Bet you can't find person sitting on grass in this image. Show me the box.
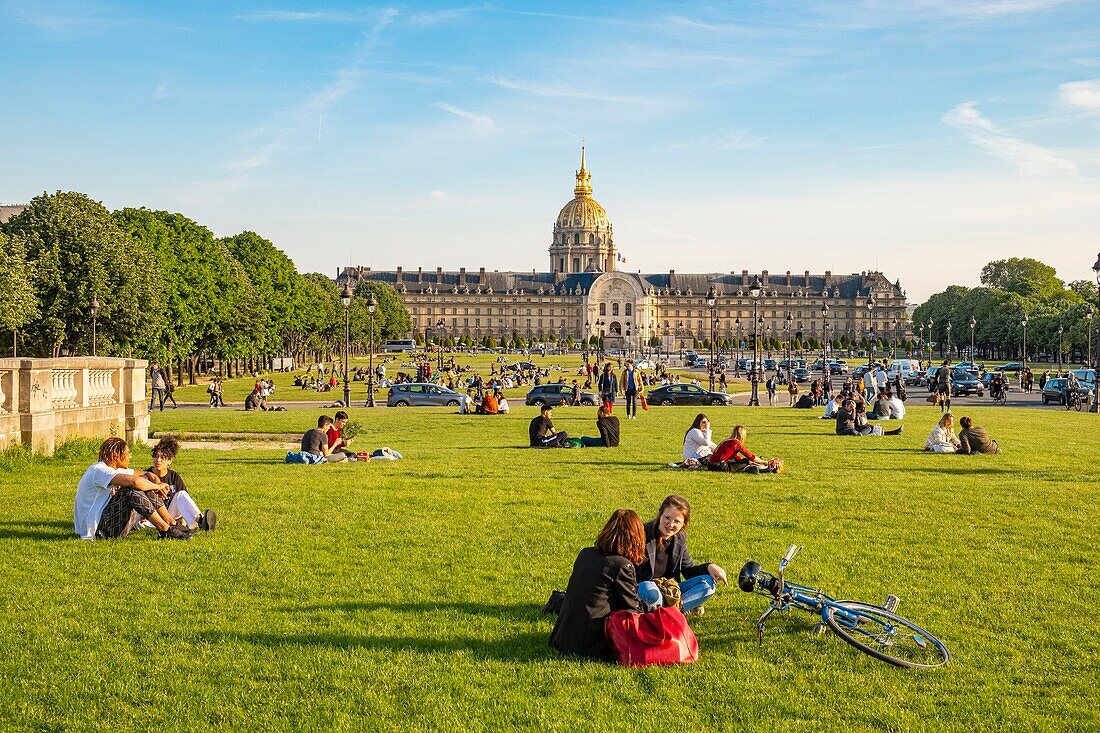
[549,509,645,661]
[326,411,358,460]
[478,391,499,415]
[868,390,893,420]
[74,438,193,541]
[822,392,845,419]
[957,416,1000,455]
[706,425,780,473]
[497,391,510,414]
[637,495,728,616]
[578,405,620,447]
[459,388,477,414]
[836,398,902,437]
[302,415,351,462]
[924,412,961,453]
[682,413,717,462]
[529,404,570,448]
[145,437,216,531]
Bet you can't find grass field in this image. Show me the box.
[1,402,1097,731]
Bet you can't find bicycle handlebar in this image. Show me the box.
[779,544,801,570]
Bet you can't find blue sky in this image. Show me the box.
[2,0,1099,301]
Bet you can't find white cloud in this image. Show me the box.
[435,102,498,136]
[429,190,448,200]
[1059,78,1100,111]
[921,0,1074,17]
[942,101,1077,175]
[488,77,658,106]
[152,82,171,100]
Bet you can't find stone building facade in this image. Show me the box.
[337,151,910,352]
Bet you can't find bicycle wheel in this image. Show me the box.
[824,601,950,669]
[1075,396,1083,412]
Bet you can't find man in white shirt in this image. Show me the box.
[887,391,906,420]
[459,388,477,414]
[74,438,193,540]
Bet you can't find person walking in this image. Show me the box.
[598,362,618,413]
[619,359,639,419]
[935,360,952,413]
[148,362,168,412]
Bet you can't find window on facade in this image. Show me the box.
[612,303,620,316]
[625,304,632,316]
[599,303,606,315]
[572,257,580,272]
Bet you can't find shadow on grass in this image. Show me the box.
[284,600,541,623]
[199,627,552,662]
[0,520,74,541]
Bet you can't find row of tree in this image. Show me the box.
[0,191,411,382]
[912,258,1097,363]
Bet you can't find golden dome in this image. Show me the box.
[555,146,611,230]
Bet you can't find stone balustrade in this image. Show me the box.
[0,358,148,455]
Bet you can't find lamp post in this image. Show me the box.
[749,277,762,406]
[734,317,742,377]
[89,294,100,356]
[821,303,830,390]
[340,284,352,408]
[436,318,445,370]
[946,322,953,362]
[1087,308,1093,368]
[866,294,876,368]
[927,318,934,365]
[1057,325,1064,375]
[1021,313,1028,369]
[678,320,685,364]
[1090,252,1100,412]
[968,316,976,363]
[367,294,377,407]
[784,312,793,384]
[706,287,717,391]
[891,316,898,361]
[919,323,924,366]
[584,319,590,366]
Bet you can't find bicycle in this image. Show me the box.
[991,384,1007,405]
[738,545,951,669]
[1065,389,1082,412]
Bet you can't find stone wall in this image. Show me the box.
[0,358,149,455]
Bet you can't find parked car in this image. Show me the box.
[646,384,734,406]
[980,372,1010,392]
[634,359,654,369]
[1041,377,1094,405]
[387,383,462,407]
[924,365,942,391]
[1071,368,1097,390]
[954,361,980,377]
[763,358,778,371]
[691,357,709,368]
[994,362,1025,373]
[505,361,537,372]
[525,384,597,407]
[829,359,849,374]
[791,368,811,383]
[904,369,925,386]
[949,369,984,397]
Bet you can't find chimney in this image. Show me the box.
[824,270,832,285]
[479,267,486,285]
[804,270,810,287]
[396,266,403,284]
[418,266,423,283]
[459,267,467,285]
[785,270,792,287]
[741,269,749,286]
[436,267,444,284]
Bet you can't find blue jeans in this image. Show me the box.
[638,575,716,612]
[579,436,605,447]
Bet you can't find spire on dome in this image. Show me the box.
[574,144,592,198]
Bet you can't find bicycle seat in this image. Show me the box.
[738,561,762,592]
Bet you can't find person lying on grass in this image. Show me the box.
[636,495,728,616]
[74,438,193,541]
[529,404,570,448]
[577,405,620,447]
[706,425,781,474]
[550,509,645,661]
[145,437,216,531]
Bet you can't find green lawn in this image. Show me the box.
[1,403,1097,731]
[162,353,742,405]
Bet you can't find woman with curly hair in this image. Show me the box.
[145,437,216,531]
[550,509,645,660]
[636,495,728,616]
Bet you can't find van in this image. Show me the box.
[887,359,919,380]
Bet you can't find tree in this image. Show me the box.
[353,280,412,344]
[0,233,39,354]
[980,258,1063,300]
[5,191,164,357]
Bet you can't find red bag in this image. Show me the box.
[605,607,699,667]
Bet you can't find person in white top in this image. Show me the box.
[682,413,717,462]
[497,395,510,413]
[862,369,876,402]
[924,413,961,453]
[887,391,906,420]
[874,365,888,393]
[459,389,477,414]
[73,438,193,540]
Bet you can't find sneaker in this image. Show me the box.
[198,509,217,532]
[686,606,706,617]
[158,524,193,541]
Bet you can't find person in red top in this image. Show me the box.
[706,425,778,474]
[326,410,361,460]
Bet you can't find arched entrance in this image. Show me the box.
[609,321,622,336]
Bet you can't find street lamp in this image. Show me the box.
[1090,252,1100,412]
[706,286,717,391]
[784,312,793,384]
[891,316,898,361]
[435,318,445,370]
[821,303,830,390]
[734,316,742,377]
[584,320,591,365]
[90,295,100,357]
[1057,325,1064,375]
[969,316,976,363]
[678,320,685,364]
[367,294,377,407]
[927,318,934,365]
[749,277,762,406]
[866,293,876,367]
[1087,308,1094,369]
[946,322,953,361]
[1021,313,1028,369]
[340,284,352,408]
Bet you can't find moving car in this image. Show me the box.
[829,359,849,374]
[791,367,811,383]
[387,383,462,407]
[995,362,1025,373]
[904,369,925,386]
[1041,377,1094,406]
[525,384,597,407]
[646,384,734,406]
[949,369,984,397]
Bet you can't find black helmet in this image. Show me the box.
[738,561,761,593]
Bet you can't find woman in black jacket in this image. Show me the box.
[550,509,645,660]
[636,495,728,615]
